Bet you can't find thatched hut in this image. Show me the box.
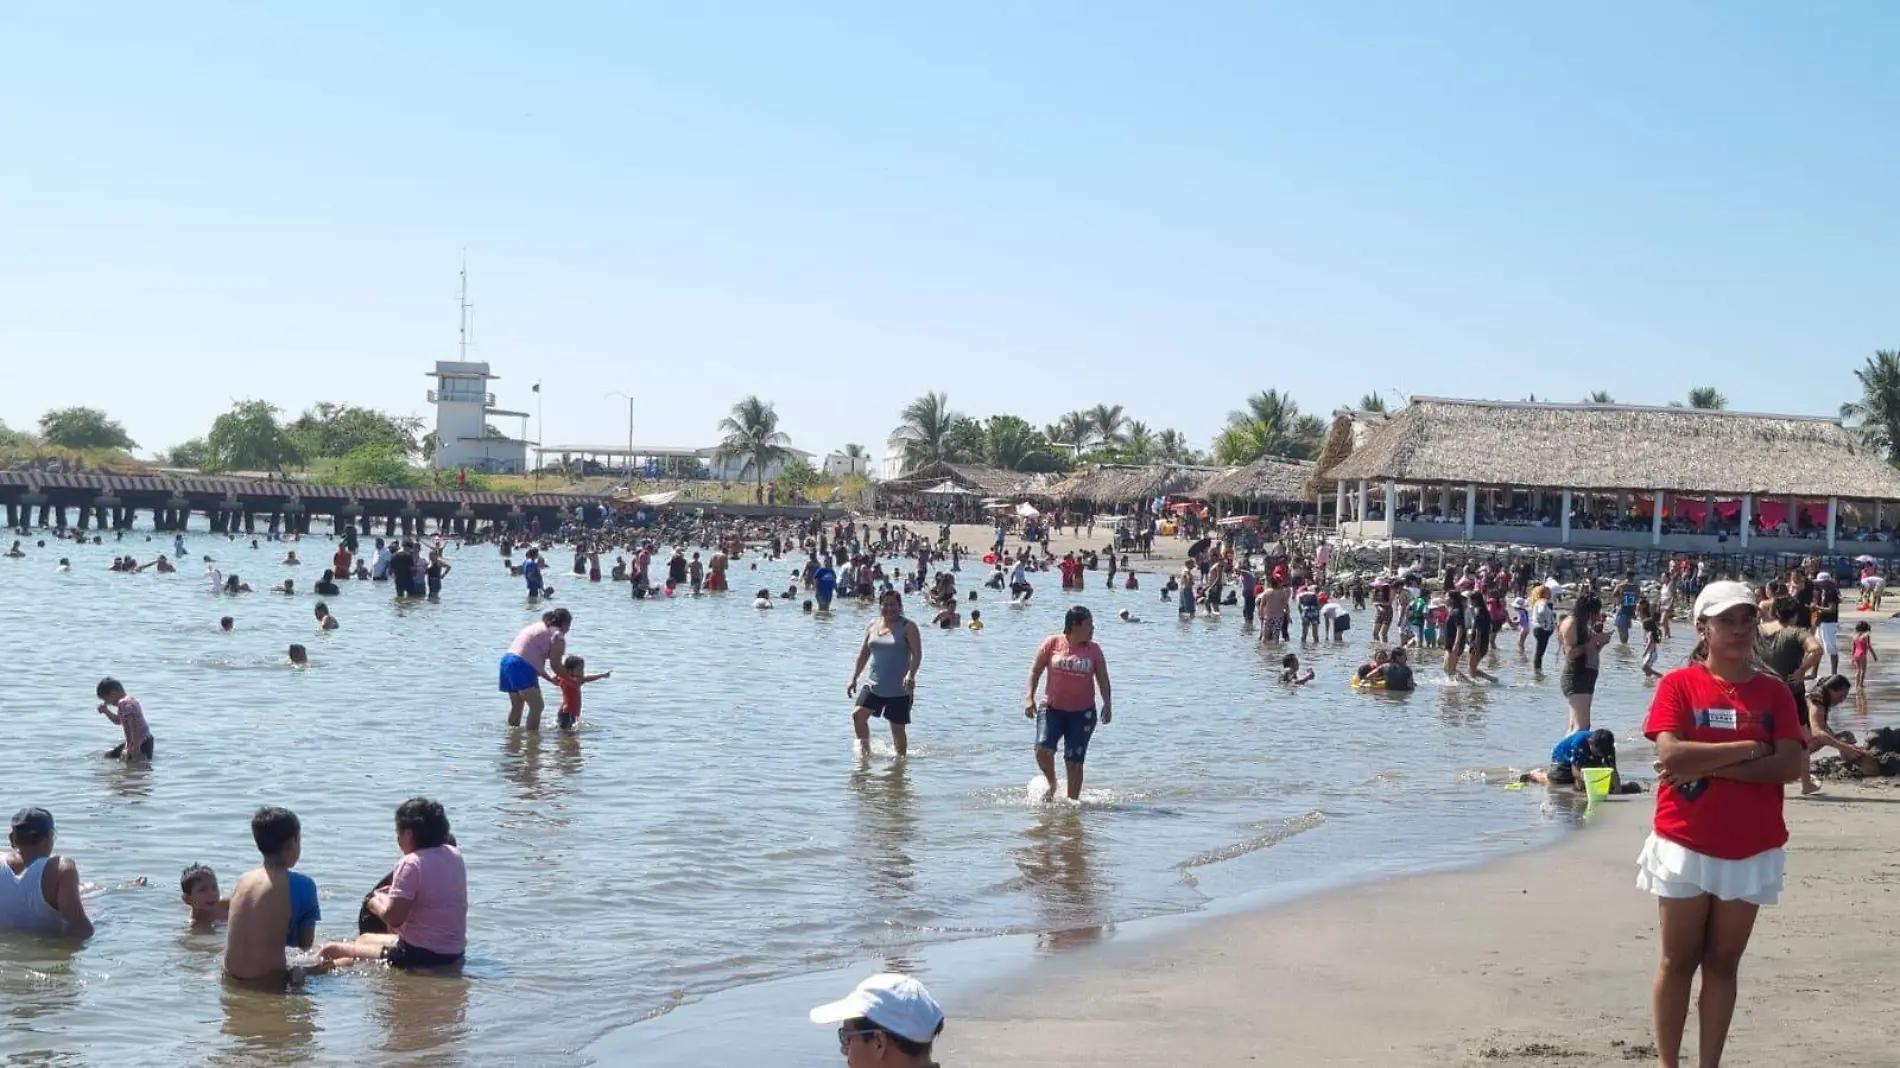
[881,461,1030,498]
[1321,397,1900,554]
[1200,456,1317,506]
[1052,464,1224,510]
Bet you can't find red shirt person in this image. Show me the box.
[1638,580,1806,1068]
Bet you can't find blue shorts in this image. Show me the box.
[498,653,539,693]
[1614,607,1634,629]
[1036,706,1098,764]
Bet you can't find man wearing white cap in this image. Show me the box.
[811,972,945,1067]
[1811,571,1842,677]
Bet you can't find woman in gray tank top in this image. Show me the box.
[847,590,924,757]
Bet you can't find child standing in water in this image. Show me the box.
[555,655,613,731]
[96,677,153,761]
[1852,621,1878,688]
[1638,599,1663,678]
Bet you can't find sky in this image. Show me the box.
[2,2,1896,467]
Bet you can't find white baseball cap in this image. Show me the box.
[1693,580,1757,621]
[810,972,945,1044]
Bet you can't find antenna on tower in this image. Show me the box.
[457,253,473,360]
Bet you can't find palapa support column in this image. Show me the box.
[1741,495,1752,548]
[1827,497,1839,550]
[1652,491,1665,547]
[1384,481,1398,538]
[1334,482,1345,531]
[1560,488,1572,545]
[1464,484,1477,540]
[1356,479,1368,529]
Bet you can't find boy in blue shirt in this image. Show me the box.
[1521,728,1620,792]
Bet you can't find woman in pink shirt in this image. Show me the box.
[321,797,467,970]
[499,609,572,731]
[1024,606,1113,801]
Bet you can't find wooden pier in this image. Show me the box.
[0,471,607,536]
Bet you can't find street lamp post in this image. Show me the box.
[607,391,635,482]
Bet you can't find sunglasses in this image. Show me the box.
[837,1026,882,1052]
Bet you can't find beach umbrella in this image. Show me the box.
[1015,502,1040,517]
[921,481,973,496]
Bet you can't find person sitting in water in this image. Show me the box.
[281,551,300,566]
[352,560,370,581]
[56,557,70,572]
[1354,650,1391,685]
[180,863,230,925]
[314,602,338,630]
[754,589,774,609]
[1117,608,1143,623]
[3,541,23,558]
[313,569,341,597]
[274,579,295,595]
[1280,653,1314,686]
[554,654,612,731]
[967,609,983,632]
[931,605,961,629]
[319,798,467,972]
[221,574,253,594]
[287,644,308,666]
[1520,728,1622,792]
[1379,647,1416,691]
[219,616,235,632]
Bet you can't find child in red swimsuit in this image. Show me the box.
[555,655,613,731]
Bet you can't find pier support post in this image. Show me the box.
[1827,497,1839,550]
[76,507,89,531]
[4,504,15,528]
[268,513,280,534]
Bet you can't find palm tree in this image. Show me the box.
[1156,428,1194,464]
[981,415,1057,472]
[841,443,868,460]
[1357,393,1386,412]
[1124,421,1156,462]
[1216,389,1325,463]
[1585,391,1615,404]
[1686,386,1728,410]
[889,392,960,472]
[1088,403,1131,448]
[1842,351,1900,462]
[715,395,794,495]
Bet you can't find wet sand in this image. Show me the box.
[943,788,1900,1067]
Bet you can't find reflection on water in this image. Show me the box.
[11,530,1900,1063]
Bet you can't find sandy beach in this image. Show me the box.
[942,784,1900,1067]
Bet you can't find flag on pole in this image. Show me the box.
[532,382,541,393]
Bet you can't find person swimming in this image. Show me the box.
[287,644,308,666]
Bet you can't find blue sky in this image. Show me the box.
[2,2,1894,463]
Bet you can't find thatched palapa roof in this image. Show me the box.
[1052,464,1225,504]
[1200,456,1317,502]
[881,461,1058,499]
[1324,398,1900,500]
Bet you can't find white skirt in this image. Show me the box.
[1635,833,1784,906]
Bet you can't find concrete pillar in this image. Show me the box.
[54,506,67,529]
[1827,497,1839,550]
[1356,479,1368,527]
[1383,481,1398,538]
[1439,484,1452,517]
[1560,488,1572,544]
[268,512,280,534]
[1788,496,1798,536]
[1334,482,1345,530]
[384,515,397,537]
[1741,494,1752,548]
[75,507,89,531]
[3,504,15,527]
[1464,484,1477,540]
[1652,491,1665,547]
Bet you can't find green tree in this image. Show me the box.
[0,420,35,448]
[162,438,211,469]
[841,443,868,460]
[1686,386,1728,410]
[1357,393,1386,412]
[1045,410,1095,451]
[1155,428,1195,464]
[38,407,136,450]
[1584,391,1615,404]
[944,416,987,462]
[778,458,824,489]
[1842,351,1900,462]
[1122,421,1156,462]
[979,415,1062,472]
[333,443,423,487]
[1214,390,1325,464]
[204,400,302,475]
[1087,403,1130,448]
[715,395,794,495]
[889,391,962,472]
[287,403,423,459]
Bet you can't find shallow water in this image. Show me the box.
[4,531,1890,1065]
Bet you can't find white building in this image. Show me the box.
[428,361,531,473]
[823,451,868,478]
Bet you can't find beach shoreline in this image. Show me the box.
[939,781,1900,1068]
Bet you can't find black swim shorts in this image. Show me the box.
[856,691,914,725]
[383,940,464,970]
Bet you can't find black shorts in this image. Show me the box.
[1547,762,1577,785]
[557,710,579,731]
[856,691,913,725]
[383,940,464,970]
[1470,628,1492,657]
[107,737,154,760]
[1560,665,1599,696]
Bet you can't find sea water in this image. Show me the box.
[5,531,1873,1065]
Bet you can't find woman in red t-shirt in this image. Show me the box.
[1639,580,1806,1068]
